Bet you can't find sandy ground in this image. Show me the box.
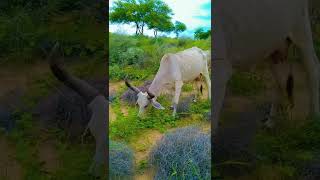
[0,136,23,180]
[37,132,60,175]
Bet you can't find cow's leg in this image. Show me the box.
[291,15,320,115]
[193,77,203,102]
[265,61,287,128]
[212,18,232,133]
[212,60,232,132]
[203,64,211,99]
[172,80,183,116]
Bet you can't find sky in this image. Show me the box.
[108,0,211,38]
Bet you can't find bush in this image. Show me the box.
[109,140,134,179]
[150,126,211,180]
[109,65,126,80]
[119,47,146,67]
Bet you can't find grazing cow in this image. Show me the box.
[48,43,107,177]
[212,0,320,132]
[125,47,211,117]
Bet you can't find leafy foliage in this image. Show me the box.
[110,0,175,36]
[109,32,211,80]
[174,21,187,38]
[150,126,211,180]
[194,28,211,40]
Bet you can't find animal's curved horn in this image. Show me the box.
[147,90,155,99]
[48,42,99,104]
[125,79,141,93]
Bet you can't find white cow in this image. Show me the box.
[125,47,211,116]
[48,43,107,177]
[213,0,320,132]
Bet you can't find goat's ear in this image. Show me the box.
[151,99,165,110]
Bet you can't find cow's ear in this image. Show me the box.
[151,99,165,110]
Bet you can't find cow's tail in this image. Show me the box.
[48,42,99,104]
[286,72,294,108]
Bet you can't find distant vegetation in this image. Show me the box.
[194,28,211,40]
[109,32,211,81]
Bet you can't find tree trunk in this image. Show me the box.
[154,30,157,38]
[135,23,140,35]
[141,22,145,35]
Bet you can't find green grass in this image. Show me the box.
[109,95,178,142]
[109,80,211,143]
[248,116,320,178]
[54,142,96,179]
[7,112,46,179]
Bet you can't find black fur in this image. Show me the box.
[48,42,99,104]
[286,73,294,106]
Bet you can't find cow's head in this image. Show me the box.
[125,80,164,116]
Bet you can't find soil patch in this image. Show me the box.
[0,136,23,180]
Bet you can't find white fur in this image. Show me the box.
[137,47,211,116]
[212,0,320,132]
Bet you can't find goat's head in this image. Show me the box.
[125,80,164,117]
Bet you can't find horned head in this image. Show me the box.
[125,80,164,117]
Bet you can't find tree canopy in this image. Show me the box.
[174,21,186,38]
[110,0,185,37]
[194,28,211,40]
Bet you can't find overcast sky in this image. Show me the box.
[108,0,211,38]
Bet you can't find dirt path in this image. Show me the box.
[0,136,23,180]
[0,61,60,179]
[37,137,60,176]
[131,130,163,180]
[0,62,49,100]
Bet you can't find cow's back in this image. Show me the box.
[171,47,206,81]
[213,0,307,67]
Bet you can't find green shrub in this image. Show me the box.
[119,47,146,67]
[254,117,320,177]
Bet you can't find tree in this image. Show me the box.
[110,0,174,36]
[194,28,211,40]
[152,20,174,37]
[109,0,141,35]
[146,0,174,37]
[174,21,186,38]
